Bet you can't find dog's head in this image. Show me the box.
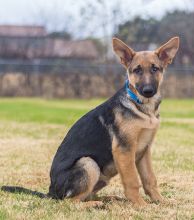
[113,37,179,98]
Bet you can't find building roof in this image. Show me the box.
[0,25,99,59]
[50,39,99,59]
[0,37,99,59]
[0,25,47,37]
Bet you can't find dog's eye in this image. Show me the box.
[133,66,142,75]
[151,65,159,73]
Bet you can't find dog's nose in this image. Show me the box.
[142,85,154,98]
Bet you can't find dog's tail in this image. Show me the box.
[1,186,49,199]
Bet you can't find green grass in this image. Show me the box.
[0,98,194,219]
[0,98,194,124]
[0,98,102,125]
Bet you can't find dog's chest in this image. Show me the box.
[136,129,155,154]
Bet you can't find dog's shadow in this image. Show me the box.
[82,194,128,209]
[76,195,128,210]
[1,185,128,209]
[95,195,127,203]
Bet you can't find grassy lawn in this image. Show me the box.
[0,98,194,220]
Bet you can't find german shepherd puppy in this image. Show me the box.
[48,37,179,206]
[2,37,179,207]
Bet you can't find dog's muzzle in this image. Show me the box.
[140,84,157,98]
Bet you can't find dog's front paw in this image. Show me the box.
[132,196,147,208]
[150,192,164,204]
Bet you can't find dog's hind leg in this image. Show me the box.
[49,157,100,201]
[71,157,101,201]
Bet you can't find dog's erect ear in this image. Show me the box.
[156,37,179,66]
[112,38,135,68]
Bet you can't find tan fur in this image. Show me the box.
[137,145,163,202]
[112,137,147,206]
[115,103,160,130]
[156,37,180,66]
[111,37,179,207]
[110,109,162,206]
[72,157,100,201]
[113,37,179,103]
[112,108,160,203]
[72,37,179,206]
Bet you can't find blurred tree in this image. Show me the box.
[49,31,72,40]
[115,10,194,65]
[116,16,159,44]
[158,10,194,65]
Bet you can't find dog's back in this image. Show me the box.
[49,88,125,199]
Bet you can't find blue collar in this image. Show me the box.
[125,79,142,104]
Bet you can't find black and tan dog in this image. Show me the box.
[48,37,179,206]
[2,37,179,207]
